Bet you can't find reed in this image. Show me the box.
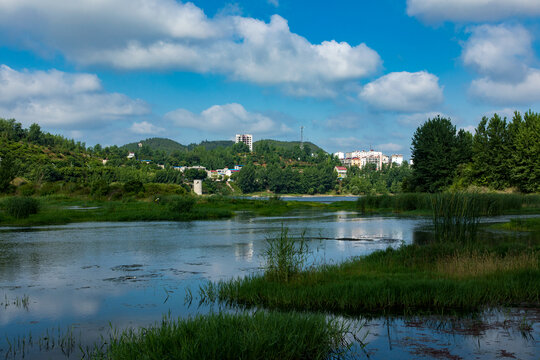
[264,227,310,282]
[90,312,352,360]
[215,239,540,315]
[430,192,481,242]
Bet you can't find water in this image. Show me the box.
[0,211,537,359]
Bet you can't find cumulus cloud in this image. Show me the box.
[130,121,165,135]
[377,143,403,152]
[462,24,532,82]
[0,1,381,96]
[407,0,540,23]
[164,103,292,136]
[397,112,450,127]
[0,65,149,127]
[470,69,540,104]
[360,71,443,113]
[462,24,540,105]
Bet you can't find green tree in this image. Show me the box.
[410,116,468,192]
[511,111,540,192]
[0,154,17,192]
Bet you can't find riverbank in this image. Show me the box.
[214,222,540,315]
[1,193,539,227]
[0,195,332,226]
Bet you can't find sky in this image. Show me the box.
[1,0,540,158]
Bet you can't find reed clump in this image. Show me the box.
[90,312,351,360]
[430,192,481,242]
[2,196,40,219]
[436,251,539,279]
[264,227,309,282]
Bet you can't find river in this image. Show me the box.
[0,209,538,359]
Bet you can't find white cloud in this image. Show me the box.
[130,121,165,135]
[470,69,540,105]
[0,65,149,127]
[360,71,443,113]
[462,24,532,82]
[164,103,292,136]
[0,2,381,96]
[462,25,540,105]
[397,112,450,126]
[407,0,540,23]
[377,143,403,152]
[267,0,279,7]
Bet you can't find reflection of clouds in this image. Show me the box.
[234,242,254,262]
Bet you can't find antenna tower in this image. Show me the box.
[300,126,304,149]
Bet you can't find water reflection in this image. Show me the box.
[0,211,538,359]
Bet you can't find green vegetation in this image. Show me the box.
[409,116,472,192]
[214,229,540,315]
[2,196,40,219]
[90,312,351,360]
[264,227,309,282]
[492,217,540,232]
[340,162,412,195]
[410,111,540,193]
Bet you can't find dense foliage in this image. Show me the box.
[410,111,539,193]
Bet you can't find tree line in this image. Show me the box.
[409,111,539,193]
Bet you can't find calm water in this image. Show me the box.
[0,210,538,359]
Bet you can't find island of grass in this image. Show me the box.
[89,312,351,360]
[213,195,540,315]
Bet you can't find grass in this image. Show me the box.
[89,312,352,360]
[356,193,540,216]
[491,217,540,232]
[0,195,328,226]
[213,229,540,315]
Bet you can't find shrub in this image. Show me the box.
[4,196,40,219]
[123,180,144,194]
[163,195,196,213]
[18,182,35,196]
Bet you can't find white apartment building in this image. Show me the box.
[235,134,253,152]
[334,152,345,160]
[342,150,384,170]
[391,154,404,165]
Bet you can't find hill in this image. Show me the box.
[123,138,187,153]
[187,140,235,151]
[254,139,326,153]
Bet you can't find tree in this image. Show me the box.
[0,154,17,192]
[410,116,469,192]
[511,111,540,192]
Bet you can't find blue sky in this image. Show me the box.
[1,0,540,158]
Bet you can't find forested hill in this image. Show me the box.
[123,138,327,154]
[255,140,325,153]
[122,138,187,153]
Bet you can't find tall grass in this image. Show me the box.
[264,227,309,282]
[2,196,40,219]
[430,192,481,242]
[356,192,539,215]
[90,312,352,360]
[215,238,540,315]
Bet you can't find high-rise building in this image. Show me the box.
[235,134,253,152]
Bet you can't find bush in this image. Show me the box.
[163,195,196,213]
[4,196,40,219]
[18,182,35,196]
[123,180,144,194]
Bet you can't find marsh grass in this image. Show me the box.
[215,238,540,315]
[2,196,40,219]
[430,192,481,242]
[435,251,539,279]
[89,312,352,360]
[264,227,310,282]
[356,193,540,216]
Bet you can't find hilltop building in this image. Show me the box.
[235,134,253,152]
[391,154,404,165]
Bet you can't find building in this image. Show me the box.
[235,134,253,152]
[334,166,347,179]
[127,152,135,159]
[334,152,345,160]
[390,154,403,165]
[341,150,384,170]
